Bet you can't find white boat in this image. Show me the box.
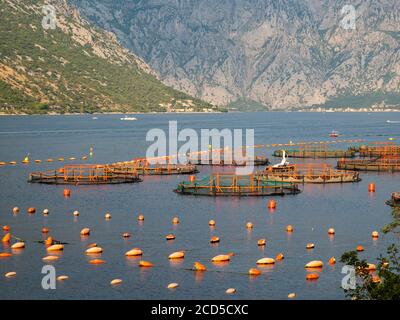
[120,116,137,121]
[92,117,98,120]
[386,120,400,123]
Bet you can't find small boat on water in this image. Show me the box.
[386,192,400,207]
[120,116,137,121]
[330,130,339,138]
[386,120,400,124]
[92,117,98,120]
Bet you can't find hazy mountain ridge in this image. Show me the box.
[0,0,213,114]
[73,0,400,109]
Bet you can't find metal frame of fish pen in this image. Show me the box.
[337,156,400,172]
[386,192,400,207]
[273,144,355,158]
[28,164,142,184]
[174,174,301,196]
[358,142,400,157]
[259,163,360,183]
[187,153,269,166]
[110,159,199,175]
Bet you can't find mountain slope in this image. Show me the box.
[0,0,214,114]
[74,0,400,109]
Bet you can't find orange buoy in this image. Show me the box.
[193,262,207,271]
[43,209,49,215]
[208,219,216,227]
[2,233,11,243]
[42,227,49,234]
[5,272,17,278]
[212,254,230,262]
[226,288,236,294]
[122,233,131,238]
[166,234,175,240]
[111,279,122,285]
[248,268,261,276]
[73,210,80,216]
[57,275,69,281]
[85,247,103,254]
[210,236,220,244]
[12,207,20,214]
[246,222,253,229]
[329,257,336,265]
[172,217,180,224]
[286,225,294,232]
[189,175,196,182]
[139,260,153,267]
[328,228,335,235]
[125,248,143,256]
[306,243,315,249]
[89,259,105,265]
[268,200,276,209]
[137,214,144,221]
[371,231,379,238]
[368,263,376,271]
[105,213,111,220]
[368,183,375,192]
[80,228,90,236]
[3,225,10,232]
[63,189,71,197]
[168,251,185,259]
[167,282,179,289]
[44,236,53,246]
[306,273,320,280]
[42,255,59,261]
[256,257,275,265]
[47,244,64,252]
[356,245,364,252]
[0,253,12,258]
[257,239,266,246]
[11,242,25,249]
[305,261,323,269]
[288,293,296,299]
[27,207,36,214]
[276,253,284,260]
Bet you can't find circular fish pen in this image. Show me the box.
[273,145,355,158]
[358,142,400,158]
[337,156,400,172]
[386,192,400,207]
[174,174,301,196]
[110,159,198,175]
[28,164,142,185]
[259,164,360,184]
[187,155,269,166]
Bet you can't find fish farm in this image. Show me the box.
[174,174,301,196]
[28,164,142,184]
[273,144,355,158]
[337,155,400,172]
[258,164,360,184]
[187,154,269,166]
[110,159,199,175]
[358,142,400,157]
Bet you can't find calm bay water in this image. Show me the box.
[0,112,399,300]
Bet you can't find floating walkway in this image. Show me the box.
[28,164,142,185]
[259,164,360,184]
[174,174,301,196]
[110,159,198,175]
[358,142,400,157]
[337,156,400,172]
[386,192,400,207]
[273,144,355,159]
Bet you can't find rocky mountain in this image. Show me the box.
[73,0,400,110]
[0,0,214,114]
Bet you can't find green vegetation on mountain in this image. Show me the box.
[0,0,215,114]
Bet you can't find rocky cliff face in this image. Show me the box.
[73,0,400,109]
[0,0,212,114]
